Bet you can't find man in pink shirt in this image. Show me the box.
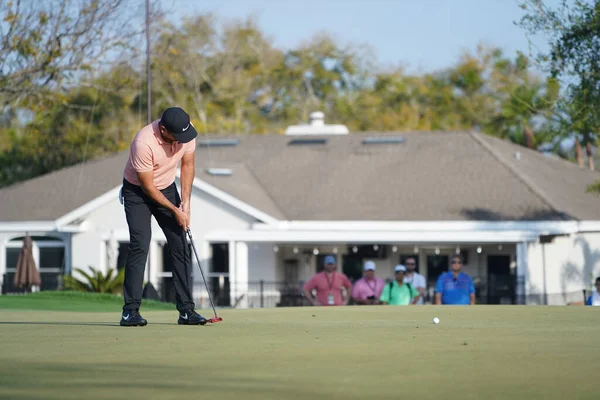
[119,107,206,327]
[351,260,385,305]
[303,256,352,306]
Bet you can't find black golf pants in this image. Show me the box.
[121,178,195,313]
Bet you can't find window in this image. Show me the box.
[3,235,65,293]
[39,247,65,271]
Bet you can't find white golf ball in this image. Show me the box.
[433,317,440,324]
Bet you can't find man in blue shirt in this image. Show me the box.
[585,277,600,306]
[435,254,475,305]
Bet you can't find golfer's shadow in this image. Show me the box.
[0,321,211,327]
[0,321,120,327]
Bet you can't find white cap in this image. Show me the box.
[364,260,376,271]
[394,264,407,273]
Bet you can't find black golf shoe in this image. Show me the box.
[120,309,147,327]
[178,309,207,325]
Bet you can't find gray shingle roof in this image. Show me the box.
[1,131,599,222]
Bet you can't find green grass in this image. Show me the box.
[0,305,598,400]
[0,291,174,312]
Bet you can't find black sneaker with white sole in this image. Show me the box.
[178,309,207,325]
[120,309,147,327]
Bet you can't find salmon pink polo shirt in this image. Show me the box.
[123,120,196,190]
[303,271,352,306]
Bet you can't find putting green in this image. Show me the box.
[0,306,598,400]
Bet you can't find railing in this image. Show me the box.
[188,280,597,308]
[192,280,310,309]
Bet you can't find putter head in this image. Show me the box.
[207,317,222,323]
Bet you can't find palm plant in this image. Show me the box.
[62,267,125,294]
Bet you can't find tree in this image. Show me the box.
[0,0,149,108]
[517,0,600,167]
[517,0,600,193]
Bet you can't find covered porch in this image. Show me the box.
[198,221,546,308]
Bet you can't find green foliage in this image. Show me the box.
[586,179,600,194]
[62,267,125,295]
[517,0,600,167]
[0,7,588,188]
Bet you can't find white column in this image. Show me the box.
[235,241,249,309]
[99,239,107,274]
[198,239,211,278]
[148,241,159,288]
[516,242,528,305]
[0,241,5,294]
[228,241,236,308]
[62,232,72,276]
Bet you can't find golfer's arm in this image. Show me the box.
[137,171,179,214]
[470,293,476,305]
[435,292,442,305]
[180,152,194,205]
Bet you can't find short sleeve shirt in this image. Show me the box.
[123,120,195,190]
[403,272,426,304]
[303,272,352,306]
[379,281,419,305]
[352,277,385,301]
[435,272,475,305]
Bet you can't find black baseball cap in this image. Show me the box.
[159,107,198,143]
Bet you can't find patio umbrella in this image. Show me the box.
[13,234,41,291]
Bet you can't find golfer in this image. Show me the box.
[119,107,207,326]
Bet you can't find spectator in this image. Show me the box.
[403,257,426,304]
[585,277,600,306]
[351,260,385,305]
[303,255,352,306]
[379,265,420,305]
[434,254,475,305]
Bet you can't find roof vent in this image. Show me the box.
[198,139,240,147]
[206,168,233,176]
[288,138,328,146]
[362,136,406,145]
[284,111,349,136]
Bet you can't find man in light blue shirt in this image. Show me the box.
[434,254,475,305]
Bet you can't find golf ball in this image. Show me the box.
[433,317,440,324]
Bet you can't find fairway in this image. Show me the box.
[0,306,598,400]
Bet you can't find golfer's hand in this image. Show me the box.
[180,201,191,219]
[174,208,190,230]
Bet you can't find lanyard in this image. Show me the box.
[365,278,377,295]
[325,272,336,291]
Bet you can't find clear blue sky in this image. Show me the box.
[163,0,560,74]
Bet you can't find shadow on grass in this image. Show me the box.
[0,360,321,400]
[0,321,119,327]
[0,321,210,327]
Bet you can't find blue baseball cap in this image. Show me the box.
[324,255,336,265]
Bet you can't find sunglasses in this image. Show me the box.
[451,260,462,265]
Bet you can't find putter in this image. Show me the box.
[186,228,223,324]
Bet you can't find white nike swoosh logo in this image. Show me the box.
[181,313,188,320]
[182,124,190,131]
[122,314,130,320]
